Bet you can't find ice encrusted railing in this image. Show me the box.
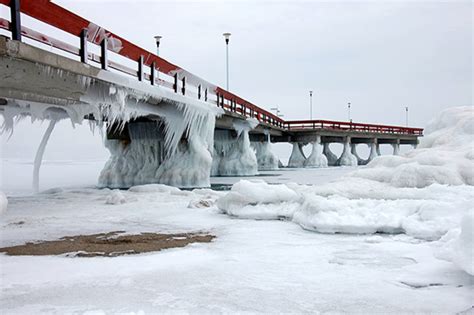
[0,0,286,130]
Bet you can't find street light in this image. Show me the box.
[348,102,351,122]
[405,106,409,126]
[223,32,231,91]
[309,90,313,120]
[154,35,162,56]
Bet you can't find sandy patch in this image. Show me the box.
[0,231,215,257]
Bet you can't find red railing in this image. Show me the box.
[0,0,422,136]
[285,120,423,135]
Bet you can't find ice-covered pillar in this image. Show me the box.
[336,137,358,166]
[217,120,259,176]
[288,142,306,168]
[304,136,328,168]
[376,142,382,156]
[350,143,366,165]
[323,142,338,166]
[252,135,279,171]
[392,139,400,155]
[367,140,379,163]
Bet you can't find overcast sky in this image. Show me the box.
[0,0,472,160]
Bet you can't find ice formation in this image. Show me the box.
[392,142,400,155]
[0,192,7,214]
[303,136,328,168]
[288,143,306,167]
[435,212,474,275]
[213,119,259,176]
[367,142,379,162]
[350,143,366,165]
[218,106,474,275]
[1,68,222,189]
[252,135,279,171]
[323,143,338,166]
[105,190,127,205]
[336,138,358,166]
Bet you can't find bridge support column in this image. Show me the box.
[213,128,258,176]
[323,143,338,166]
[336,137,358,166]
[99,121,213,188]
[304,136,328,168]
[288,142,306,168]
[367,139,379,163]
[376,142,382,156]
[392,139,400,155]
[350,143,366,165]
[252,134,279,171]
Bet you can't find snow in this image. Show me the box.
[435,212,474,275]
[287,142,306,167]
[0,191,7,214]
[304,136,328,168]
[105,190,127,205]
[1,180,472,313]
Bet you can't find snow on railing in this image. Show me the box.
[0,0,422,136]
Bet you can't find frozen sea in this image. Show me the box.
[0,158,472,314]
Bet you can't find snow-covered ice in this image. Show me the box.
[0,191,7,214]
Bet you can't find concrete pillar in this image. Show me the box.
[304,136,328,168]
[376,142,381,156]
[367,139,379,163]
[252,135,279,171]
[336,137,358,166]
[217,129,258,176]
[350,143,366,165]
[288,142,306,168]
[392,139,400,155]
[323,142,338,166]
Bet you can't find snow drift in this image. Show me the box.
[218,107,474,273]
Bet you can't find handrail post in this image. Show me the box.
[181,77,186,95]
[101,38,108,70]
[80,29,88,64]
[10,0,21,41]
[173,73,178,93]
[150,62,156,85]
[204,88,208,101]
[138,55,144,81]
[198,85,201,99]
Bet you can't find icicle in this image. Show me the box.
[33,120,57,192]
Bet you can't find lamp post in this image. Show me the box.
[309,90,313,120]
[223,32,231,91]
[348,102,351,122]
[154,35,162,56]
[405,106,409,126]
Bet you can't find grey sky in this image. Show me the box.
[0,0,472,160]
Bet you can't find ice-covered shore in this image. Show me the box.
[218,106,474,275]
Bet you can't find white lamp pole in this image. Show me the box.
[154,35,162,56]
[309,90,313,120]
[348,102,351,122]
[223,33,231,91]
[405,106,409,126]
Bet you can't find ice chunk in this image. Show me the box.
[105,190,126,205]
